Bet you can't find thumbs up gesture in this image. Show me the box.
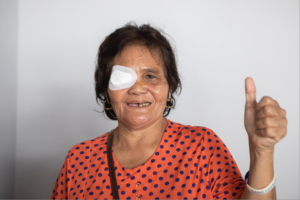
[244,77,287,153]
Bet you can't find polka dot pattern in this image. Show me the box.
[51,119,245,199]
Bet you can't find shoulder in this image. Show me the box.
[66,130,112,159]
[167,119,219,141]
[166,119,228,153]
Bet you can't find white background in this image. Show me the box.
[0,0,299,199]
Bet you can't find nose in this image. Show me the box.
[127,78,148,95]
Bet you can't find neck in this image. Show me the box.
[113,118,168,151]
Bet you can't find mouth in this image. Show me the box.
[127,102,152,108]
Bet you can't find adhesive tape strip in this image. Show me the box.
[109,65,137,90]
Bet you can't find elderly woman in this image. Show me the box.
[51,24,287,200]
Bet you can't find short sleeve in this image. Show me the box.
[50,153,70,199]
[206,130,246,199]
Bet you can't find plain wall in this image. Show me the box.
[10,0,300,199]
[0,0,18,198]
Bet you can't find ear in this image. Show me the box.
[104,90,110,104]
[167,90,172,101]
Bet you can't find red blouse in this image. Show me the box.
[51,119,246,199]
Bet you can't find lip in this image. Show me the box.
[126,100,152,108]
[126,100,152,104]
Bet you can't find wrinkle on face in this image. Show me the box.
[112,45,167,88]
[107,44,170,127]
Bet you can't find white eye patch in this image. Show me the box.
[109,65,137,90]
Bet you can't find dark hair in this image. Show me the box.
[94,23,182,120]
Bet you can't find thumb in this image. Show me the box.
[245,77,257,110]
[244,77,257,134]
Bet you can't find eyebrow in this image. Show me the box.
[142,67,159,73]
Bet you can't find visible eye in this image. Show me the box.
[146,75,156,79]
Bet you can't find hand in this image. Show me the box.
[244,77,287,154]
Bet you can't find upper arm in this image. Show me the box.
[204,129,246,199]
[50,153,70,199]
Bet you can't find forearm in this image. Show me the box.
[241,79,286,199]
[240,145,276,199]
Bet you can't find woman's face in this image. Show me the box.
[107,44,170,128]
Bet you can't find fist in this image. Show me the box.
[244,77,288,153]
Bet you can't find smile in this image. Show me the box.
[127,102,151,108]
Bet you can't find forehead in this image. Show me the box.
[113,44,164,72]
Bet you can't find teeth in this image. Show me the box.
[139,103,150,107]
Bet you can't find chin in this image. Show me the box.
[123,114,154,127]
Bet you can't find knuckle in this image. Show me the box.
[265,127,273,136]
[262,96,278,105]
[282,109,287,116]
[279,128,287,139]
[274,137,281,143]
[263,96,271,102]
[261,96,267,103]
[263,118,271,126]
[264,106,273,115]
[284,118,288,126]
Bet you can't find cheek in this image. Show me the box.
[151,84,169,102]
[108,90,126,105]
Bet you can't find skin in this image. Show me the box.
[106,45,288,199]
[238,77,287,199]
[106,44,171,169]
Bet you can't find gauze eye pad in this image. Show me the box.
[109,65,137,90]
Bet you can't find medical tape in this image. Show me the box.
[109,65,137,90]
